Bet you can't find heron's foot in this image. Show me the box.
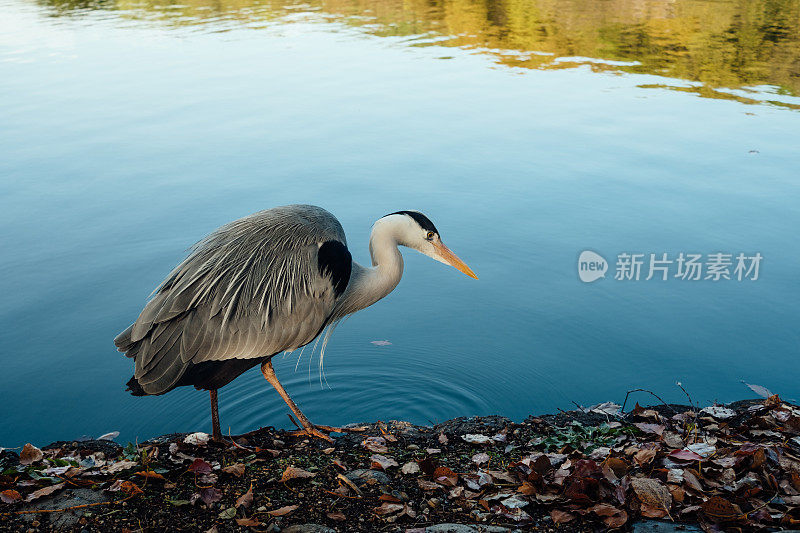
[288,425,335,443]
[288,424,367,442]
[315,424,367,434]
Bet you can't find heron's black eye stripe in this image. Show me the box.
[383,210,439,235]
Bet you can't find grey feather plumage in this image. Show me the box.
[115,205,350,395]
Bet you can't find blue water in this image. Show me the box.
[1,0,799,447]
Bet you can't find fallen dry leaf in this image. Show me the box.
[634,448,658,466]
[631,477,672,515]
[235,517,260,527]
[1,490,22,504]
[433,466,458,487]
[267,504,298,517]
[187,458,212,474]
[551,509,576,524]
[362,436,388,454]
[668,449,703,463]
[701,495,742,521]
[280,466,316,482]
[235,484,253,509]
[222,463,245,477]
[401,461,420,474]
[106,460,138,473]
[19,443,43,465]
[183,432,210,446]
[370,454,398,470]
[472,452,490,466]
[199,487,222,506]
[590,503,628,528]
[25,482,65,502]
[373,502,403,515]
[136,470,165,480]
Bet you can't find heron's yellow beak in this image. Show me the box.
[433,242,478,279]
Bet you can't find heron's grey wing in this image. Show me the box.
[115,205,351,395]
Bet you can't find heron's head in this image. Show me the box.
[378,211,478,279]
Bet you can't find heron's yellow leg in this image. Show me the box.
[261,359,334,442]
[210,389,222,443]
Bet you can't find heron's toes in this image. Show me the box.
[289,426,335,443]
[315,424,367,434]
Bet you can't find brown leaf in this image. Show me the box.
[1,490,22,504]
[235,517,260,527]
[326,512,346,521]
[373,502,403,515]
[683,469,704,492]
[199,486,222,505]
[362,437,388,454]
[418,479,440,491]
[370,454,398,470]
[236,484,253,509]
[701,495,742,521]
[517,482,536,496]
[635,423,666,436]
[631,477,672,513]
[187,458,212,474]
[26,482,65,502]
[590,503,628,528]
[222,463,246,477]
[606,457,629,477]
[113,480,143,495]
[280,466,316,482]
[19,443,43,465]
[640,503,668,518]
[136,470,165,480]
[433,466,458,487]
[267,504,298,517]
[634,448,658,466]
[751,448,766,469]
[668,449,703,463]
[551,509,576,524]
[764,394,782,408]
[487,470,516,483]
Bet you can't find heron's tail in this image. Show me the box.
[114,324,135,353]
[126,375,147,396]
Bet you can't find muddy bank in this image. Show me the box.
[1,396,799,532]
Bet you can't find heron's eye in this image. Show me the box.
[426,231,435,241]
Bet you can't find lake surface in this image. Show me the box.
[1,0,799,447]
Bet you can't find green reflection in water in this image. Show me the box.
[39,0,800,107]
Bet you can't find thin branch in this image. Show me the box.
[621,389,676,414]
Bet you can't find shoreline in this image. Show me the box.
[1,396,798,532]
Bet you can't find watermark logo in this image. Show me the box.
[578,250,608,283]
[578,251,763,282]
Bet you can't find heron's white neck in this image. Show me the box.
[333,215,409,318]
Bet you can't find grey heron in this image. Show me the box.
[114,205,477,442]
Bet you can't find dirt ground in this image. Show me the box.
[2,395,799,532]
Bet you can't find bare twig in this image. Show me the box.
[621,389,676,414]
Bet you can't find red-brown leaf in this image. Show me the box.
[19,443,43,465]
[1,490,22,504]
[267,504,298,517]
